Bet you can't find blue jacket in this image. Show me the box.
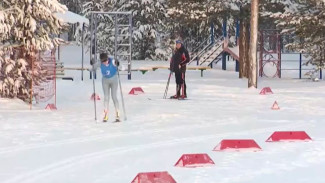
[93,57,117,78]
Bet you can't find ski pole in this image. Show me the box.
[117,67,127,121]
[91,68,97,122]
[163,71,172,99]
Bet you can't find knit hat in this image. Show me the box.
[100,53,108,62]
[175,40,182,44]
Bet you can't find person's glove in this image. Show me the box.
[115,60,120,67]
[90,59,94,65]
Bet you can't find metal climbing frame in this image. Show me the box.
[90,11,133,80]
[259,29,281,78]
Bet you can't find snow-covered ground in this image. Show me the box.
[1,45,325,183]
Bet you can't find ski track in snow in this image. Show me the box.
[0,120,233,154]
[3,121,308,183]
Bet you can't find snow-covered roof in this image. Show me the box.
[55,11,89,25]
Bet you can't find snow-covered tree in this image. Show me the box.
[268,0,325,72]
[0,0,67,102]
[82,0,169,60]
[128,0,168,60]
[167,0,252,54]
[167,0,227,44]
[82,0,130,57]
[82,0,124,57]
[0,9,10,43]
[59,0,83,14]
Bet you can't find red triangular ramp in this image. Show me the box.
[259,87,273,95]
[266,131,312,142]
[45,104,57,110]
[271,101,280,110]
[213,139,262,152]
[174,153,215,168]
[129,87,145,95]
[131,171,176,183]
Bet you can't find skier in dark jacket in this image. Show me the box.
[170,40,190,99]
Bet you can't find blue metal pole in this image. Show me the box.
[299,53,302,79]
[222,18,227,70]
[235,19,240,45]
[235,61,239,72]
[235,19,240,72]
[320,68,323,79]
[223,18,227,38]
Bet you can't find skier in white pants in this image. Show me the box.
[92,53,120,122]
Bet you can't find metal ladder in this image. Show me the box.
[113,12,133,80]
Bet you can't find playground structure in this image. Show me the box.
[187,20,323,80]
[89,11,133,80]
[259,29,281,78]
[188,19,240,70]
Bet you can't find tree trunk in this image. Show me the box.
[248,0,259,88]
[239,21,250,78]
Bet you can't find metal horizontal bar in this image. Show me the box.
[118,34,130,37]
[281,60,308,61]
[117,24,131,27]
[118,44,131,46]
[117,54,131,56]
[91,11,132,15]
[281,69,313,70]
[281,52,304,55]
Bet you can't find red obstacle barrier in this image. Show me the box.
[266,131,312,142]
[260,87,273,95]
[129,87,145,95]
[213,139,262,152]
[45,104,57,110]
[175,153,215,168]
[131,171,176,183]
[90,93,100,100]
[271,101,280,110]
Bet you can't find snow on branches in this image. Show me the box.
[270,0,325,70]
[0,0,67,102]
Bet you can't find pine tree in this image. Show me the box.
[128,0,168,60]
[82,0,169,60]
[82,0,125,56]
[59,0,83,14]
[270,0,325,73]
[167,0,250,54]
[0,0,67,102]
[167,0,227,43]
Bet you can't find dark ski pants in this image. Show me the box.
[174,70,186,97]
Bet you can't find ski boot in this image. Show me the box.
[103,111,108,122]
[170,95,179,99]
[115,111,121,122]
[178,95,186,100]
